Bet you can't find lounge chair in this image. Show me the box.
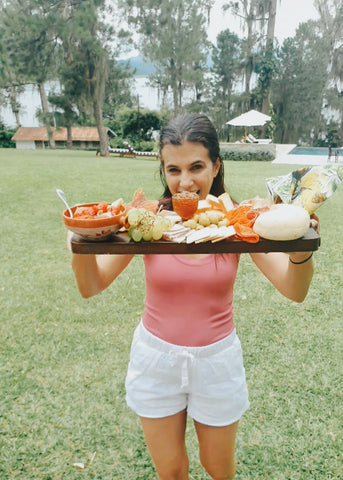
[247,134,272,144]
[109,141,159,158]
[246,135,257,144]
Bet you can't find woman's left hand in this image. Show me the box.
[310,213,320,234]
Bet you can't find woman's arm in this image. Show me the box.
[250,251,314,303]
[72,253,134,298]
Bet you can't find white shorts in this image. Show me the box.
[125,321,249,427]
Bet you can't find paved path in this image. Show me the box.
[272,144,341,166]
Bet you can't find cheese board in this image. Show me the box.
[70,228,320,255]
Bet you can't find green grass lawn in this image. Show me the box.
[0,148,342,480]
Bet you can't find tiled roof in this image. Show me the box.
[12,127,115,141]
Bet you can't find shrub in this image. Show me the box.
[220,143,275,161]
[0,128,16,148]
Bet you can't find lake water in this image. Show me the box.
[0,77,194,128]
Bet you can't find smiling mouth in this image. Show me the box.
[178,190,200,195]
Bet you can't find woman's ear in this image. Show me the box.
[214,158,221,177]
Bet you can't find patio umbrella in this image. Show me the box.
[227,109,271,137]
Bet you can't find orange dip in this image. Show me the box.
[172,192,199,220]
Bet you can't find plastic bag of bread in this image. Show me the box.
[265,165,343,214]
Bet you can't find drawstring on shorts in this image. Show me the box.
[179,350,195,389]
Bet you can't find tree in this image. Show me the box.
[106,106,161,149]
[253,41,279,114]
[103,58,135,122]
[260,0,278,114]
[52,0,113,156]
[314,0,343,140]
[2,0,58,147]
[0,28,24,128]
[222,1,263,98]
[119,0,212,112]
[210,30,242,139]
[272,21,328,144]
[212,30,242,106]
[122,110,161,145]
[222,0,281,111]
[3,1,66,148]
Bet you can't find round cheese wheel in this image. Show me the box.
[253,204,310,241]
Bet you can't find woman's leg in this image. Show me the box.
[139,409,189,480]
[194,420,239,480]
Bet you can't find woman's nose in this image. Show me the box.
[179,172,193,189]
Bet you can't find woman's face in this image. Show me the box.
[161,141,220,200]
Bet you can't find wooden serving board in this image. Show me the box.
[71,228,320,255]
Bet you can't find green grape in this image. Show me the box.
[142,225,153,241]
[127,208,144,227]
[140,211,154,226]
[129,226,143,242]
[152,220,164,241]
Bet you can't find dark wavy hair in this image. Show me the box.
[158,113,226,208]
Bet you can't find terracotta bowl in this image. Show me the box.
[62,203,125,241]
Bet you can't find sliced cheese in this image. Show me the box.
[186,225,236,244]
[162,224,191,243]
[218,192,235,212]
[197,199,212,210]
[206,194,221,204]
[211,226,236,242]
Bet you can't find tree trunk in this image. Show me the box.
[9,85,21,128]
[94,99,108,157]
[169,58,179,112]
[244,3,255,97]
[266,0,277,41]
[66,125,73,149]
[262,0,277,114]
[38,82,56,149]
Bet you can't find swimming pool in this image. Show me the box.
[290,147,342,156]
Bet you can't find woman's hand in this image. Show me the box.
[310,213,320,234]
[66,230,73,252]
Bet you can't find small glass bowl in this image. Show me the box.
[172,192,199,220]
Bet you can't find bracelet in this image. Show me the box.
[289,252,313,265]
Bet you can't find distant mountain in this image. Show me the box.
[118,55,156,76]
[118,53,213,76]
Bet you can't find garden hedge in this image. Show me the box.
[220,142,276,161]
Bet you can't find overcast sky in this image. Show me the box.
[208,0,319,43]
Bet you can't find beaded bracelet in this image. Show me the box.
[289,252,313,265]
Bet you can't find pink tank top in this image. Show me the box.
[142,254,239,346]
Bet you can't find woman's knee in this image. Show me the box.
[200,458,236,480]
[156,453,189,480]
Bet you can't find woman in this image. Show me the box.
[71,113,314,480]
